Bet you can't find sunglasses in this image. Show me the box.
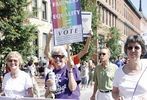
[52,55,65,59]
[127,46,140,50]
[99,53,106,56]
[8,59,18,63]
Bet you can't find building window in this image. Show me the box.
[109,0,111,6]
[34,37,38,57]
[124,7,126,18]
[42,1,47,20]
[106,10,108,25]
[112,15,116,27]
[99,35,105,49]
[99,6,102,21]
[109,12,111,26]
[33,32,38,57]
[97,2,101,21]
[112,0,114,8]
[102,7,105,23]
[114,0,116,9]
[104,9,107,24]
[32,0,38,17]
[114,16,116,27]
[43,33,47,50]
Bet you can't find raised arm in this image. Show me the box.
[44,30,52,60]
[67,45,77,91]
[77,31,93,59]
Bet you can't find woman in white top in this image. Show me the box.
[2,51,33,98]
[112,35,147,100]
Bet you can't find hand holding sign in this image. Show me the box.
[87,29,93,37]
[48,29,53,39]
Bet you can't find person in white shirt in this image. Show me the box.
[112,35,147,100]
[2,51,33,98]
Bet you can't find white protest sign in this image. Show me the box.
[53,25,83,45]
[81,11,92,37]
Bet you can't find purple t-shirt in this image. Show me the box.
[45,65,81,99]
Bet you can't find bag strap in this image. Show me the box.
[131,65,147,100]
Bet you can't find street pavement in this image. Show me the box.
[80,87,93,100]
[36,77,93,100]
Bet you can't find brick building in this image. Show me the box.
[93,0,143,62]
[97,0,142,42]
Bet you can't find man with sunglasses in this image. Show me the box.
[90,47,117,100]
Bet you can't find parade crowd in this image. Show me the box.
[0,33,147,100]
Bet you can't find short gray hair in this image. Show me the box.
[51,46,67,57]
[124,34,146,57]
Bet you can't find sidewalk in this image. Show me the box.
[80,86,93,100]
[36,77,45,97]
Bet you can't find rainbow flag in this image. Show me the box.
[51,0,82,28]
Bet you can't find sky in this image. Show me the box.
[130,0,147,17]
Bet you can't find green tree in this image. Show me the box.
[71,0,99,61]
[0,0,37,61]
[106,27,122,60]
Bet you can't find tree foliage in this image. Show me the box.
[0,0,37,61]
[71,0,99,61]
[106,27,122,59]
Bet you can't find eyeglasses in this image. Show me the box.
[52,55,65,59]
[127,46,140,50]
[99,53,106,56]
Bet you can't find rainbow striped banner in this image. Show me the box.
[50,0,83,46]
